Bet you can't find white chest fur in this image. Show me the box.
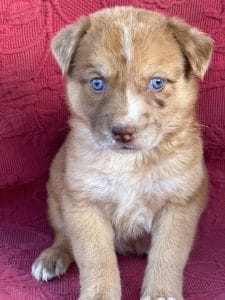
[67,150,189,241]
[79,170,153,240]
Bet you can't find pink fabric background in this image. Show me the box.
[0,0,225,299]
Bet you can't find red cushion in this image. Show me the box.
[0,0,225,299]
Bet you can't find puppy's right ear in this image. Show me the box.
[51,17,90,75]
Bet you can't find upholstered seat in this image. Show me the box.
[0,1,225,299]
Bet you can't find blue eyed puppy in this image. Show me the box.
[32,6,213,300]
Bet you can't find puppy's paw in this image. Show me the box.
[31,246,73,281]
[78,293,120,300]
[141,279,183,300]
[78,295,120,300]
[140,297,177,300]
[78,286,121,300]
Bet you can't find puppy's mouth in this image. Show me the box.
[111,141,141,152]
[94,128,161,152]
[94,127,163,153]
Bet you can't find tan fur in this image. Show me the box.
[32,6,213,300]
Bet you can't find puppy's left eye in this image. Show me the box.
[89,78,106,92]
[149,77,166,91]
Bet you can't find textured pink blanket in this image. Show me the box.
[0,1,225,299]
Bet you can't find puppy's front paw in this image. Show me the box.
[78,292,120,300]
[141,276,183,300]
[140,297,177,300]
[78,285,121,300]
[140,293,184,300]
[32,246,73,281]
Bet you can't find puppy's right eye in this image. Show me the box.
[149,77,166,91]
[89,78,106,92]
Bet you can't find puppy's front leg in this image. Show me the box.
[141,199,204,300]
[64,199,121,300]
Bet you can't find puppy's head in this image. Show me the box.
[51,7,213,152]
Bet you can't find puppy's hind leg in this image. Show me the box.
[32,230,73,281]
[32,196,73,281]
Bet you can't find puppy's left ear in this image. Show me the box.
[51,17,90,75]
[168,18,213,79]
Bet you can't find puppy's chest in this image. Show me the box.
[82,167,181,239]
[86,167,180,205]
[91,173,153,239]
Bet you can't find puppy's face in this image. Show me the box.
[52,7,213,152]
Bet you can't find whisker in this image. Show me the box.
[199,124,209,128]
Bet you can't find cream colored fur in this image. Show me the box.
[32,6,212,300]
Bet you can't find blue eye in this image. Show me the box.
[149,77,165,91]
[90,78,106,92]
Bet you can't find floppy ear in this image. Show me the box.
[168,18,213,79]
[51,17,90,75]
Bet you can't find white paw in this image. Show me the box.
[157,298,176,300]
[32,256,67,281]
[141,297,176,300]
[31,246,72,282]
[157,297,176,300]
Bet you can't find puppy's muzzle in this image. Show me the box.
[111,125,135,143]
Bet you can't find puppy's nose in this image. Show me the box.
[111,126,135,143]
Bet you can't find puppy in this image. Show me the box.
[32,6,213,300]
